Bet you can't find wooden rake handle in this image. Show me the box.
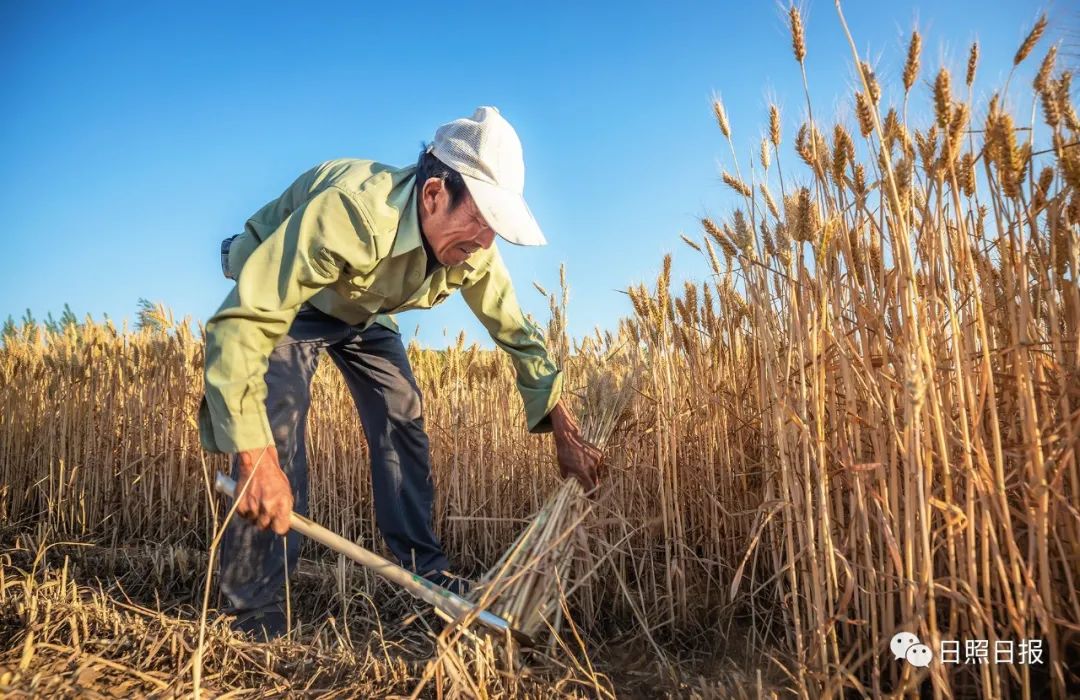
[213,472,532,646]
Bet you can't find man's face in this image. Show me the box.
[419,178,497,267]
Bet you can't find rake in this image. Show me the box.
[213,472,533,646]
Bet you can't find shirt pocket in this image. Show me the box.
[445,266,471,288]
[336,275,385,314]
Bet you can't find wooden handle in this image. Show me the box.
[214,472,531,645]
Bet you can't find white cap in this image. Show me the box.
[427,106,547,246]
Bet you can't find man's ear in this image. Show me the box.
[420,177,444,216]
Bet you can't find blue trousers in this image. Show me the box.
[218,305,450,614]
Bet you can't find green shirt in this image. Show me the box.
[199,159,563,453]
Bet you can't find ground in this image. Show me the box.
[0,536,787,698]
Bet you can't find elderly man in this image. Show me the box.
[199,106,603,638]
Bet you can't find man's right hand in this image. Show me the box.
[235,445,294,536]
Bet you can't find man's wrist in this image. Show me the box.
[238,460,254,477]
[237,445,275,476]
[548,403,569,432]
[549,404,579,444]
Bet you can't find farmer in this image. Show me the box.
[199,106,604,638]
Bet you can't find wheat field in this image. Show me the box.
[2,6,1079,698]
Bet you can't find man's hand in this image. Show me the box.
[549,402,605,494]
[235,445,294,536]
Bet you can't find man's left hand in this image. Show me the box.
[549,402,605,494]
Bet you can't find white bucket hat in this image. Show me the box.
[426,106,547,246]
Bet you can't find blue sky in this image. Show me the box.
[0,1,1057,347]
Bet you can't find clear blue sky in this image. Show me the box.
[0,1,1056,347]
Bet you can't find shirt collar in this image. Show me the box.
[390,172,424,257]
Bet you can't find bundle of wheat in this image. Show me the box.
[467,366,637,643]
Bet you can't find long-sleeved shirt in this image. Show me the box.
[199,159,563,453]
